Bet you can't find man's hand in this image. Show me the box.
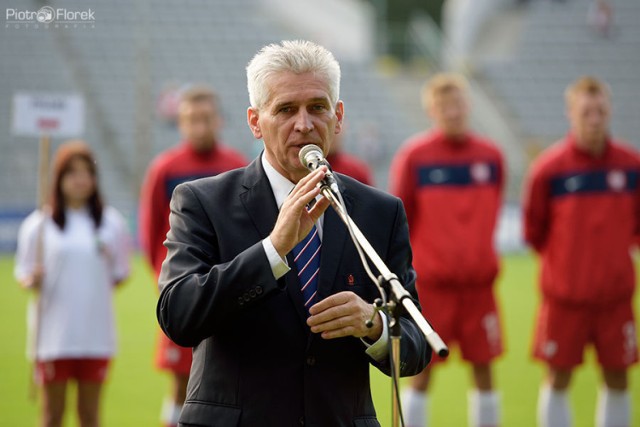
[269,167,331,257]
[307,291,383,341]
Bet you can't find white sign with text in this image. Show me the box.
[12,93,85,137]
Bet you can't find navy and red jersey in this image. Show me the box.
[139,142,247,276]
[390,129,504,291]
[523,134,640,305]
[326,152,374,186]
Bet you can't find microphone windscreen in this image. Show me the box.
[299,144,323,169]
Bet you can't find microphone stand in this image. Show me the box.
[318,184,449,427]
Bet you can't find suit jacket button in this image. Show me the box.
[243,293,251,302]
[237,297,244,306]
[249,289,256,298]
[255,286,263,295]
[306,356,316,366]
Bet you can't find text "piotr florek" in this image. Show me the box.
[6,8,95,22]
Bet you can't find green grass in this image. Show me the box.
[1,254,638,426]
[0,255,168,426]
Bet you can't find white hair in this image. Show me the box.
[246,40,341,110]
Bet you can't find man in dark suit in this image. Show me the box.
[157,40,431,427]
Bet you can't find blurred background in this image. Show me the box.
[2,0,638,252]
[1,0,639,425]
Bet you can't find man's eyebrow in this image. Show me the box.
[308,97,330,104]
[271,97,330,112]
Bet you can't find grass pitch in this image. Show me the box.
[0,254,638,426]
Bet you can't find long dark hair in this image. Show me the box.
[49,140,104,230]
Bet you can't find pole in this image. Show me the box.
[29,134,51,400]
[36,134,51,256]
[390,316,402,427]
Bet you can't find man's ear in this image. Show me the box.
[334,101,344,135]
[247,107,262,139]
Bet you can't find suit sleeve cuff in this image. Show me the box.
[262,237,290,280]
[362,312,389,362]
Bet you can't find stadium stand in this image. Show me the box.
[477,0,640,148]
[1,0,418,243]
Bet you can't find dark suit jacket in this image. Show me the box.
[157,157,431,427]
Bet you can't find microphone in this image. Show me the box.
[299,144,340,194]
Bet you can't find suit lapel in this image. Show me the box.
[239,158,279,239]
[239,157,310,325]
[317,184,352,301]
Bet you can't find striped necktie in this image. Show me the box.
[292,224,321,312]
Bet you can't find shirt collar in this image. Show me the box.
[431,128,470,146]
[566,132,611,159]
[261,151,294,210]
[181,140,219,158]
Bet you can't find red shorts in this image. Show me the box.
[36,358,110,385]
[419,286,503,364]
[155,330,192,375]
[533,297,638,369]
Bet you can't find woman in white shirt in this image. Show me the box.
[15,140,131,427]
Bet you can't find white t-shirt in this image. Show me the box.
[14,206,131,361]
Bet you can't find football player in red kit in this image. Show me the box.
[523,76,639,427]
[139,85,247,427]
[391,73,505,427]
